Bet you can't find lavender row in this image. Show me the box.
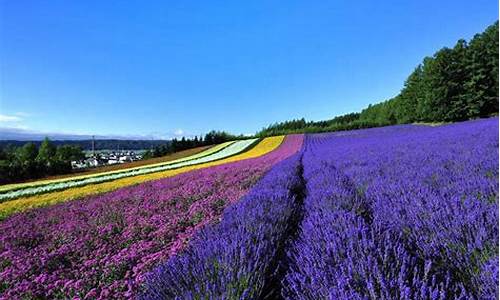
[284,118,498,299]
[140,151,304,299]
[283,157,466,299]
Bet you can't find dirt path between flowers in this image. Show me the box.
[260,153,307,300]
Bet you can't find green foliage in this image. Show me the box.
[257,21,499,137]
[55,145,85,162]
[463,21,499,117]
[36,137,56,165]
[0,137,85,184]
[53,145,86,173]
[146,131,247,159]
[142,149,154,160]
[17,143,38,162]
[203,130,248,145]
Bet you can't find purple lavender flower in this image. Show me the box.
[284,118,498,299]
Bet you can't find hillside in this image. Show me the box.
[1,4,498,300]
[258,21,499,137]
[0,119,497,298]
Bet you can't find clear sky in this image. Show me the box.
[0,0,498,139]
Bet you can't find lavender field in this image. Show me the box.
[141,118,498,299]
[2,3,498,299]
[284,119,498,299]
[0,119,498,300]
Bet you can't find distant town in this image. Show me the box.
[0,131,240,184]
[72,150,146,169]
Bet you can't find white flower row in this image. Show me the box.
[0,139,258,201]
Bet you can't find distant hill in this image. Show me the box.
[0,139,170,151]
[0,126,169,141]
[0,126,172,150]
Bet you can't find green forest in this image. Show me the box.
[258,21,499,137]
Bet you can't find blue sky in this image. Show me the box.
[0,0,497,139]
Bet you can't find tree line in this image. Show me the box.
[258,21,498,137]
[143,130,247,159]
[0,138,85,184]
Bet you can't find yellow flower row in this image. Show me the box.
[0,141,234,193]
[0,136,284,219]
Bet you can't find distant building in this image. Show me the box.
[71,150,144,169]
[71,161,87,169]
[119,155,131,162]
[107,159,118,164]
[86,158,99,167]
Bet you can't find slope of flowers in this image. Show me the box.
[0,136,283,219]
[0,135,304,299]
[0,142,233,193]
[0,140,250,200]
[283,118,498,299]
[140,150,304,299]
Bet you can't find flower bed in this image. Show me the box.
[0,140,248,200]
[0,135,303,299]
[0,141,233,193]
[140,150,304,299]
[0,137,283,219]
